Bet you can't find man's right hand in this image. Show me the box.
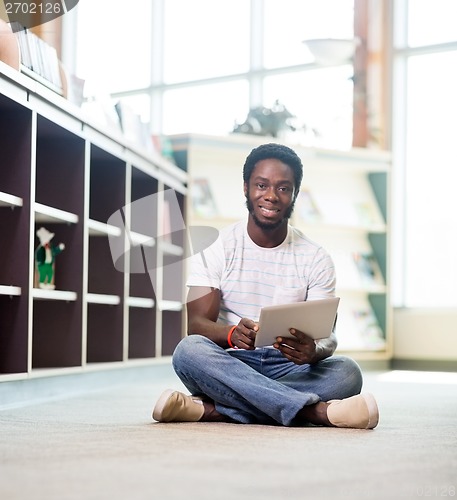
[229,319,258,350]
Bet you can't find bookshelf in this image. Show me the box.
[0,61,187,380]
[169,133,392,361]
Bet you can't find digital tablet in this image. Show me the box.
[255,297,340,347]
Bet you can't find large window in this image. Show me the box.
[162,80,250,136]
[70,0,355,146]
[162,0,250,83]
[74,0,152,96]
[263,0,354,69]
[392,0,457,307]
[263,66,354,150]
[407,0,457,46]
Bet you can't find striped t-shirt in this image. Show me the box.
[186,219,336,326]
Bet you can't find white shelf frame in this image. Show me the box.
[0,62,188,382]
[34,203,79,225]
[0,191,23,208]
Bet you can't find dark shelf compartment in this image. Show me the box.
[90,145,126,224]
[161,186,186,305]
[163,186,186,248]
[162,255,185,303]
[161,310,183,356]
[1,206,30,291]
[88,235,124,296]
[130,271,156,300]
[0,294,28,374]
[0,95,33,200]
[32,299,83,369]
[35,115,86,216]
[131,166,158,237]
[86,303,123,363]
[128,307,156,359]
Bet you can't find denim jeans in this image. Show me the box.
[172,335,363,426]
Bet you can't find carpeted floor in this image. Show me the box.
[0,364,456,500]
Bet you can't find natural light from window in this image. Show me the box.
[163,0,250,83]
[407,0,457,46]
[403,51,457,307]
[263,65,354,150]
[162,80,249,136]
[75,0,152,96]
[263,0,354,68]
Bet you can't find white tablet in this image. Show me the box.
[255,297,340,347]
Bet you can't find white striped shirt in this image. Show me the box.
[187,219,336,326]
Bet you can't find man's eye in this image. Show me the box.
[257,183,266,189]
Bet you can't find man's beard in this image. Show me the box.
[245,194,295,231]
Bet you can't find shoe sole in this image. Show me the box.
[362,393,379,429]
[152,388,175,421]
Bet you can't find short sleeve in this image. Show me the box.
[306,247,337,300]
[186,234,225,290]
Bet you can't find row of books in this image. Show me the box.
[352,251,384,287]
[82,97,177,163]
[295,188,383,228]
[10,22,63,94]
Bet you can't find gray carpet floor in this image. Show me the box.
[0,364,456,500]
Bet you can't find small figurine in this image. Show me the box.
[35,227,65,290]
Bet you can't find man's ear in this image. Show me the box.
[243,182,248,196]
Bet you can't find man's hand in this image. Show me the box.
[273,328,321,365]
[229,318,258,350]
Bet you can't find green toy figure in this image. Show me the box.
[35,227,65,290]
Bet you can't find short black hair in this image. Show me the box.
[243,143,303,197]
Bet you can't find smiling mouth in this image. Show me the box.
[260,206,280,216]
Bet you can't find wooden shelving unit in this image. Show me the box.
[0,61,188,380]
[169,132,392,361]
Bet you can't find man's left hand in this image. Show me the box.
[273,328,320,365]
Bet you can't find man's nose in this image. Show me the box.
[264,187,278,201]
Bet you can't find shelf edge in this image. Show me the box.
[0,285,21,296]
[32,288,77,301]
[86,293,121,305]
[0,191,23,208]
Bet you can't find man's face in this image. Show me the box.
[244,159,296,231]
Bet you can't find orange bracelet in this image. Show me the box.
[227,325,237,348]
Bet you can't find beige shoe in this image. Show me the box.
[327,393,379,429]
[152,389,205,422]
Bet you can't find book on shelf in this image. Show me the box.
[353,201,381,227]
[10,22,63,94]
[352,308,385,350]
[352,251,383,286]
[64,71,86,107]
[295,188,321,223]
[82,93,123,134]
[115,100,154,153]
[191,178,218,218]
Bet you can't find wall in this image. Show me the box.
[393,308,457,363]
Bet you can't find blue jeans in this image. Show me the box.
[172,335,363,426]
